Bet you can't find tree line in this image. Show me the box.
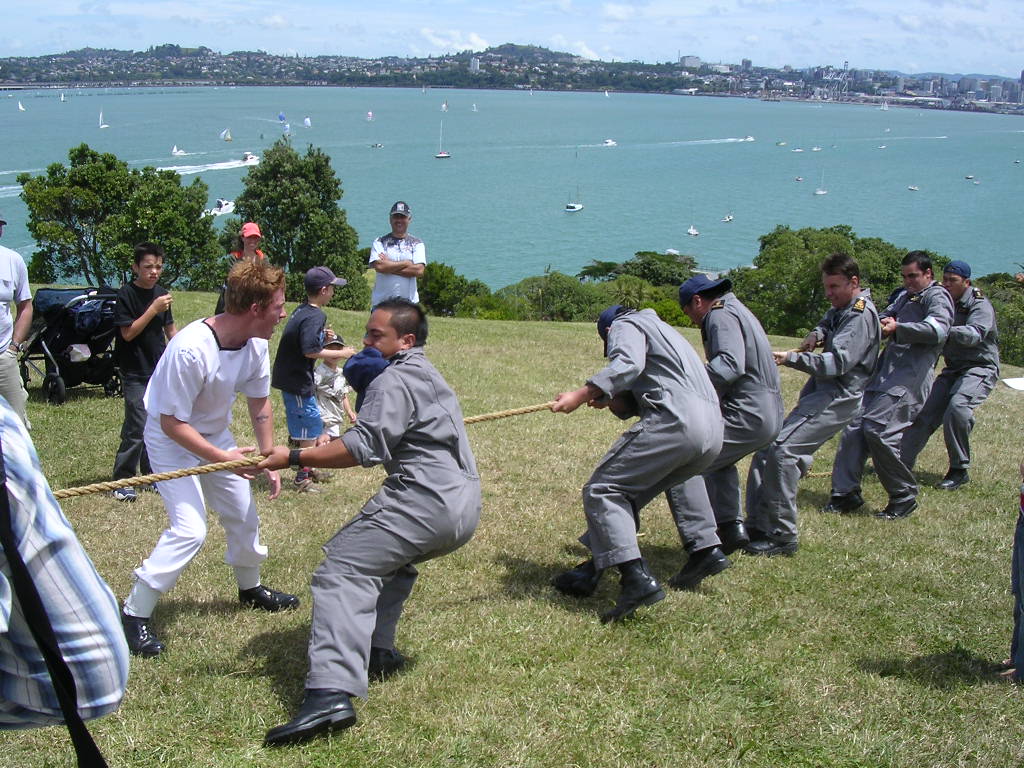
[19,143,1024,365]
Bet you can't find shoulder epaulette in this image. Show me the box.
[710,299,725,310]
[909,294,922,302]
[852,298,866,313]
[973,287,984,298]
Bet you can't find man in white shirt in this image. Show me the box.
[0,213,32,428]
[368,201,426,308]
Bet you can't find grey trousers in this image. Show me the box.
[900,366,997,472]
[666,407,780,532]
[582,410,723,570]
[113,375,152,480]
[746,398,861,542]
[305,488,479,699]
[831,388,921,503]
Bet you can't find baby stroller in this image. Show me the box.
[19,287,122,405]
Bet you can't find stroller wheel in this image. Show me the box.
[43,374,66,405]
[103,376,122,397]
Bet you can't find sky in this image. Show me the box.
[3,0,1023,79]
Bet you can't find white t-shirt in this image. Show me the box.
[0,245,31,349]
[369,233,426,306]
[144,319,270,436]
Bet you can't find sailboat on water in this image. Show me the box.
[220,127,232,142]
[814,169,828,195]
[171,145,186,156]
[303,116,312,128]
[60,92,66,103]
[17,101,26,112]
[565,148,583,212]
[98,111,109,129]
[435,121,450,159]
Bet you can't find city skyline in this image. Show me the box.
[4,0,1024,79]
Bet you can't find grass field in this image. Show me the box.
[4,289,1024,767]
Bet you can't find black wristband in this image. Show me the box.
[288,448,303,468]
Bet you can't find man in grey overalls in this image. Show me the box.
[900,260,999,491]
[673,275,783,556]
[260,299,481,746]
[826,251,953,520]
[551,306,725,622]
[745,254,880,554]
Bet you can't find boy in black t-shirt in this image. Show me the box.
[111,243,177,501]
[271,267,355,491]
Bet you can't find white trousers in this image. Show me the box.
[133,424,268,594]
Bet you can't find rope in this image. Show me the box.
[53,401,558,499]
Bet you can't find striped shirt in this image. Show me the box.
[0,399,128,728]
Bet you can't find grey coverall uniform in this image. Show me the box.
[901,287,999,471]
[667,292,783,532]
[304,347,481,700]
[582,309,723,570]
[746,291,880,541]
[830,281,953,504]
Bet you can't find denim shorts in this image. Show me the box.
[281,392,323,441]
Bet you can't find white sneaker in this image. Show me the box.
[112,487,137,502]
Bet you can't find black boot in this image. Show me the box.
[667,546,731,590]
[552,559,604,597]
[368,647,407,681]
[717,521,750,556]
[121,612,165,657]
[264,689,357,746]
[600,559,665,624]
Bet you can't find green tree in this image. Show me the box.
[617,250,697,286]
[225,139,369,309]
[18,143,220,287]
[497,269,610,321]
[419,262,489,316]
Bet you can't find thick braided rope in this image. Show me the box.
[52,400,558,499]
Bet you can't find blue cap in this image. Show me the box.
[342,347,390,411]
[944,260,971,279]
[678,275,732,307]
[597,305,629,356]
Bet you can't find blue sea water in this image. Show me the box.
[1,85,1023,288]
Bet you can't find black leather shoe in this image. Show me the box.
[368,647,406,681]
[822,491,865,513]
[600,559,665,623]
[121,612,165,657]
[239,585,300,612]
[937,468,969,491]
[875,497,917,520]
[667,546,731,590]
[744,538,799,557]
[553,559,604,597]
[717,521,750,556]
[264,689,356,747]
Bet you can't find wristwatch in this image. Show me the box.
[288,448,303,468]
[10,341,23,353]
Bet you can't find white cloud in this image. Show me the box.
[258,14,294,30]
[419,28,489,53]
[895,14,925,31]
[602,3,635,21]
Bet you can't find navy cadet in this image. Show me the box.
[259,299,480,746]
[745,253,880,554]
[672,275,784,556]
[900,260,999,491]
[550,306,725,623]
[825,251,954,520]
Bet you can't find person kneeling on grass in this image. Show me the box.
[259,299,480,747]
[550,305,726,624]
[120,260,298,658]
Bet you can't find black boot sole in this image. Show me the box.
[600,586,665,624]
[264,710,357,747]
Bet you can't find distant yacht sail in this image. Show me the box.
[303,116,312,128]
[17,101,25,112]
[99,111,109,129]
[435,120,451,159]
[220,127,232,141]
[60,92,66,103]
[366,111,374,121]
[283,123,291,135]
[441,100,448,112]
[472,103,478,112]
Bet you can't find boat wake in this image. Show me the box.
[157,159,256,175]
[666,136,756,146]
[0,185,22,199]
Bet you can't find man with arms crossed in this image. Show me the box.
[745,254,880,554]
[369,201,425,307]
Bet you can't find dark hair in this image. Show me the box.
[134,242,164,266]
[373,298,428,346]
[902,250,933,274]
[820,252,860,279]
[224,260,285,314]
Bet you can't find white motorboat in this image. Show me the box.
[602,139,617,147]
[791,148,804,153]
[203,198,236,217]
[811,146,822,152]
[721,213,734,222]
[370,143,383,149]
[687,224,699,236]
[564,203,584,213]
[242,151,260,165]
[908,185,920,191]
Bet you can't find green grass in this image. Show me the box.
[5,290,1024,767]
